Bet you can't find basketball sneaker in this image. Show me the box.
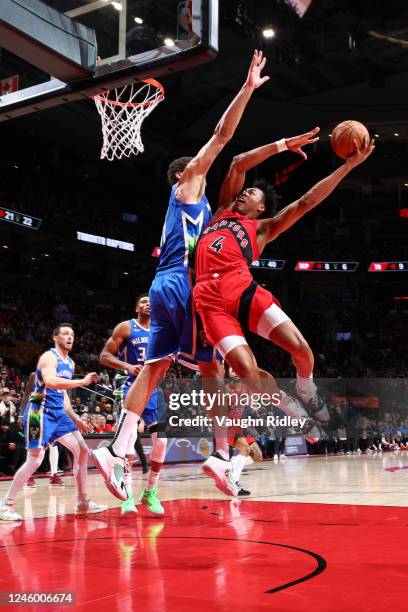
[0,500,22,521]
[121,495,138,514]
[140,486,164,515]
[75,498,108,515]
[123,459,132,489]
[49,474,64,487]
[237,483,251,496]
[24,476,36,489]
[202,452,239,497]
[93,446,128,501]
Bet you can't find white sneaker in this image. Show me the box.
[0,500,22,521]
[273,454,279,461]
[279,454,286,461]
[76,499,108,515]
[202,455,239,497]
[92,446,128,501]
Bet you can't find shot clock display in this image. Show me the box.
[0,205,42,230]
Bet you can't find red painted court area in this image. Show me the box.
[1,499,407,611]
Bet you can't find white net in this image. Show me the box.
[93,79,165,161]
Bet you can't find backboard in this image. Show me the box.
[0,0,218,121]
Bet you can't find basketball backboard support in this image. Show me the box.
[0,0,218,121]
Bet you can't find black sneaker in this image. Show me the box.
[237,483,251,496]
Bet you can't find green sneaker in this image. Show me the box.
[120,495,138,514]
[140,486,164,515]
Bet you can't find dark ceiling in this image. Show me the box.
[4,0,408,160]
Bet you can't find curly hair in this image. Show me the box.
[253,178,282,218]
[166,156,193,186]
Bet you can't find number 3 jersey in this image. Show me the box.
[116,319,158,419]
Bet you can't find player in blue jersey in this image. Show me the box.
[0,323,107,521]
[94,51,270,500]
[99,294,167,515]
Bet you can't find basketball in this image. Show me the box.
[331,120,370,159]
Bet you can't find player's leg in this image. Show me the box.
[0,403,49,521]
[58,431,107,515]
[246,285,328,439]
[93,277,180,500]
[0,448,45,521]
[269,319,329,423]
[198,359,241,497]
[140,423,167,515]
[119,406,139,514]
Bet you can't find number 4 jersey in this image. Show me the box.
[193,209,289,357]
[194,209,261,278]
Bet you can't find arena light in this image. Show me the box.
[111,1,122,11]
[164,38,175,47]
[394,132,399,137]
[262,28,275,39]
[134,17,143,24]
[2,245,8,249]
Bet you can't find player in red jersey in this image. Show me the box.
[194,134,375,437]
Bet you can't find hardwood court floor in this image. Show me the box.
[1,453,408,611]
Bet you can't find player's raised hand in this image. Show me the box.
[246,50,270,90]
[345,136,375,168]
[286,127,320,160]
[83,372,99,386]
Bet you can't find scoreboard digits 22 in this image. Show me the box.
[0,206,42,230]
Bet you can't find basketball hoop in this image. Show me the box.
[92,78,165,161]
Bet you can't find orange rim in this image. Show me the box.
[92,78,165,108]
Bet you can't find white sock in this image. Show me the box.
[231,454,247,483]
[49,445,59,475]
[5,451,45,504]
[295,374,316,403]
[112,411,140,458]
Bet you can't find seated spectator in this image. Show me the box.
[94,416,107,433]
[104,414,115,433]
[0,417,25,475]
[0,389,17,423]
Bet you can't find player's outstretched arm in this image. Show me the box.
[99,321,140,375]
[177,50,269,204]
[39,353,99,390]
[257,137,375,245]
[215,127,320,215]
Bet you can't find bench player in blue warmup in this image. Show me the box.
[93,51,270,500]
[99,294,167,514]
[0,323,107,521]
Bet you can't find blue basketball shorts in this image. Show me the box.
[119,378,158,427]
[23,404,77,449]
[146,268,216,367]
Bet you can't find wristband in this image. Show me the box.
[276,138,288,153]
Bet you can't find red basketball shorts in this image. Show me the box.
[193,268,290,358]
